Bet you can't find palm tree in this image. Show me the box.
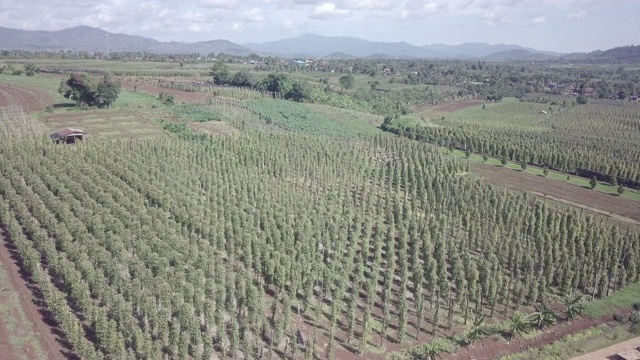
[529,302,557,329]
[465,315,491,344]
[508,312,531,339]
[564,293,586,320]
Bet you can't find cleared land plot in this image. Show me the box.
[42,110,168,139]
[0,229,76,360]
[0,84,54,112]
[472,163,640,224]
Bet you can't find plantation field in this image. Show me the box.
[471,163,640,224]
[1,118,640,359]
[3,58,640,360]
[187,121,240,136]
[386,98,640,189]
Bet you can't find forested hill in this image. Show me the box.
[563,45,640,63]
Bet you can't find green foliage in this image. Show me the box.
[170,104,224,123]
[231,70,257,88]
[339,74,355,92]
[245,99,369,137]
[589,176,598,189]
[508,313,532,338]
[564,293,586,320]
[617,185,625,196]
[158,92,175,105]
[58,73,121,108]
[528,303,557,329]
[24,62,37,76]
[576,95,588,104]
[211,61,231,85]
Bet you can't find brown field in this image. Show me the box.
[0,228,77,360]
[0,84,54,112]
[472,163,640,224]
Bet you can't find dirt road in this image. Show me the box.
[571,336,640,360]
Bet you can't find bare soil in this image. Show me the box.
[0,227,78,360]
[472,163,640,224]
[0,84,54,112]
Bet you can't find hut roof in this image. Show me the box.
[50,128,84,140]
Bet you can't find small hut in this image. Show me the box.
[50,128,85,144]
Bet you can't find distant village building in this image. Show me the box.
[50,128,85,144]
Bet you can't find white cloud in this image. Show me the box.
[338,0,394,10]
[199,0,240,9]
[310,2,350,20]
[281,19,296,30]
[566,10,587,20]
[481,8,512,26]
[527,16,546,25]
[401,1,448,19]
[242,8,266,23]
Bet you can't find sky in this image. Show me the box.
[0,0,638,53]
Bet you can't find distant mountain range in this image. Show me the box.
[1,26,637,62]
[0,26,251,55]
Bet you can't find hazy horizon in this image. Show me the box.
[1,0,638,53]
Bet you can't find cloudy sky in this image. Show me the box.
[1,0,638,52]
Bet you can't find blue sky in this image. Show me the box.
[1,0,638,52]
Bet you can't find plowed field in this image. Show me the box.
[0,84,53,112]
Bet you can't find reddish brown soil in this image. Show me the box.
[0,84,54,112]
[119,78,217,103]
[472,163,640,224]
[0,227,78,360]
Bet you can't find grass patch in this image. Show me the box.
[583,281,640,318]
[170,104,225,122]
[245,99,374,137]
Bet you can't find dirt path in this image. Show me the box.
[472,163,640,224]
[570,336,640,360]
[0,227,77,360]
